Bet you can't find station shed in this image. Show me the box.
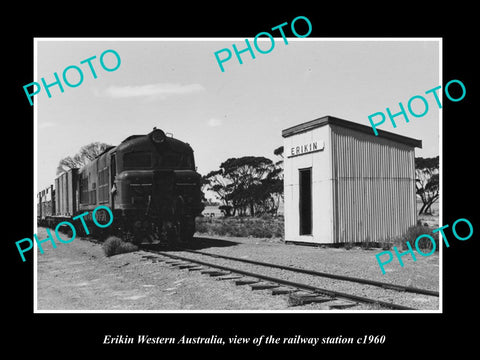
[282,115,422,245]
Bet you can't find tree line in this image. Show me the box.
[202,147,284,217]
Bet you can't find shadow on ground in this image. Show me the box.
[140,236,240,252]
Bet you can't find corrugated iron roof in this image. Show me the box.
[281,115,422,148]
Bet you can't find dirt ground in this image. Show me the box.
[36,227,440,311]
[36,227,324,311]
[36,233,281,311]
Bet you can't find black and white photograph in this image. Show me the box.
[33,38,441,313]
[7,7,477,356]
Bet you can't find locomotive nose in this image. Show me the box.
[151,170,176,216]
[152,169,203,217]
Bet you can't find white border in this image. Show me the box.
[33,38,38,311]
[33,37,443,314]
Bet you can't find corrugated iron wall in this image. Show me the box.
[331,125,416,243]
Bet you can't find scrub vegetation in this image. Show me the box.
[380,223,440,252]
[195,214,284,240]
[102,236,138,257]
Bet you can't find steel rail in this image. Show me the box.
[183,248,439,297]
[152,250,416,311]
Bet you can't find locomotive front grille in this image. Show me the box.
[129,183,152,205]
[130,183,153,193]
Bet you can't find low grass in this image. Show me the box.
[102,236,139,257]
[196,214,284,240]
[196,212,439,253]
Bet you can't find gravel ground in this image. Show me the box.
[36,227,440,311]
[191,235,440,291]
[165,249,438,310]
[180,235,440,310]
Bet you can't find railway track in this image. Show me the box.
[140,243,438,310]
[183,248,439,297]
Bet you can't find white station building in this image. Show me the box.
[282,115,422,245]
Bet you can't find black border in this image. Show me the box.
[7,5,477,355]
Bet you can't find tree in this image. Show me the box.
[202,169,231,206]
[273,145,284,167]
[253,166,283,216]
[56,142,113,175]
[415,156,439,215]
[203,156,281,217]
[268,145,284,215]
[218,205,234,217]
[224,156,276,216]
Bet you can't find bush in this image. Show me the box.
[381,242,392,250]
[102,236,138,257]
[403,224,439,252]
[259,213,273,220]
[250,224,272,238]
[385,225,439,252]
[195,220,209,234]
[272,223,284,238]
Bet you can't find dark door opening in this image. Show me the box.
[299,168,312,235]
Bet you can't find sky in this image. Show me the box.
[35,38,440,192]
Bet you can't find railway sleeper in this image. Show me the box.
[320,299,358,309]
[271,287,301,295]
[168,262,191,267]
[216,275,244,281]
[187,266,206,272]
[250,282,281,290]
[201,270,231,277]
[141,255,161,261]
[177,264,201,269]
[288,292,333,306]
[235,278,261,286]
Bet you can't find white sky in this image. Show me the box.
[36,38,440,191]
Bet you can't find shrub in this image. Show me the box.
[195,219,209,234]
[381,242,392,250]
[384,225,439,252]
[216,223,229,236]
[272,223,284,238]
[103,236,138,257]
[259,213,273,221]
[361,237,375,250]
[235,225,250,238]
[404,224,439,252]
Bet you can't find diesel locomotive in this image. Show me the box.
[37,127,204,244]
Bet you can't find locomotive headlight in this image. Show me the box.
[151,128,166,144]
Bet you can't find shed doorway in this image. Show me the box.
[299,168,312,235]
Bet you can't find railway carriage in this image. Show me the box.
[37,127,204,244]
[37,184,55,226]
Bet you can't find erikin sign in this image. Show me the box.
[288,140,325,158]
